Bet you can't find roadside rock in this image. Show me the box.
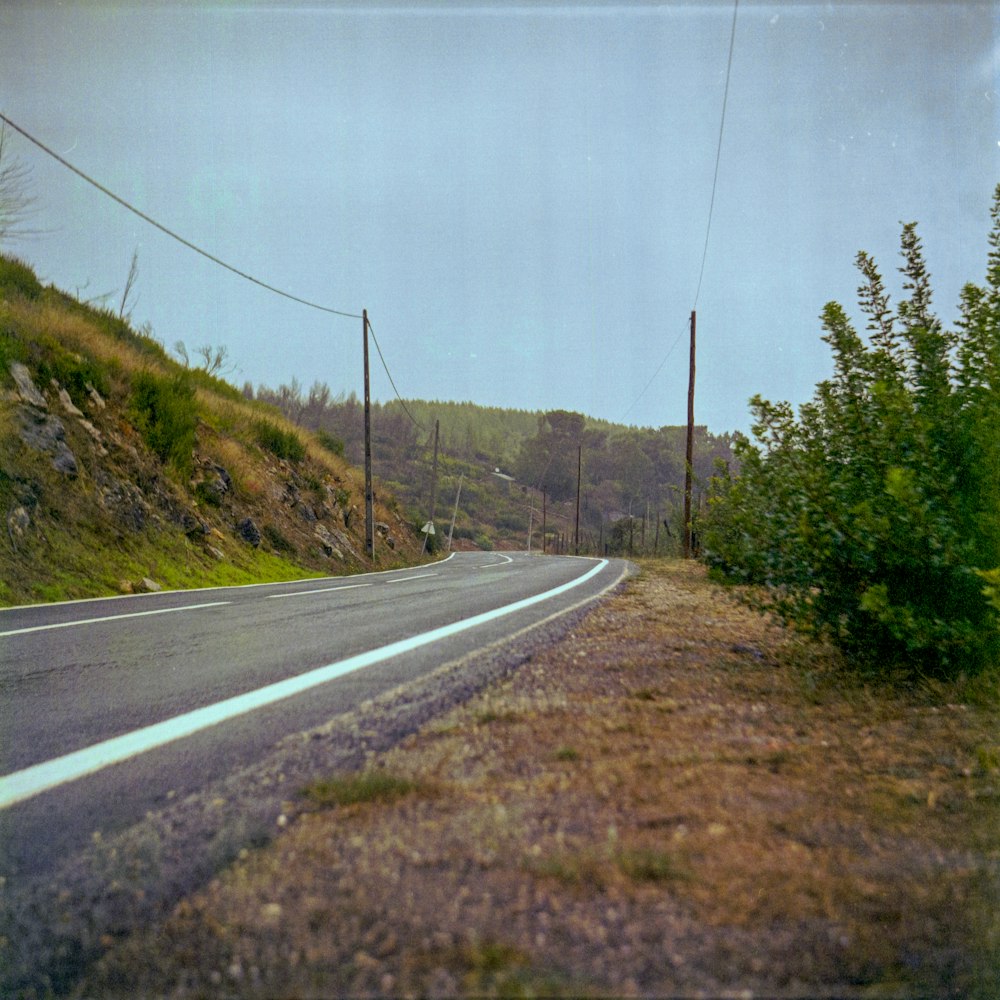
[10,362,47,408]
[15,405,79,477]
[7,505,31,549]
[237,517,261,547]
[86,382,106,410]
[314,523,344,560]
[53,381,84,417]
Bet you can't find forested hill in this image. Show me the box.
[248,383,737,554]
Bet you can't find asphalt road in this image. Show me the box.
[0,551,629,879]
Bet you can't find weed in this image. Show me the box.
[254,420,306,462]
[262,523,296,555]
[130,370,197,477]
[302,770,421,809]
[0,254,43,299]
[554,746,580,762]
[617,846,690,883]
[315,428,345,456]
[524,849,609,891]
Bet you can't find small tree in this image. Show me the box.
[703,187,1000,680]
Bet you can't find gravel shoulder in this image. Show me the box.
[10,559,1000,998]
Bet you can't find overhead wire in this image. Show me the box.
[0,111,363,320]
[364,315,426,433]
[618,0,739,423]
[3,111,428,430]
[693,0,739,311]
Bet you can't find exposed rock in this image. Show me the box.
[195,470,230,507]
[314,524,344,560]
[181,513,209,539]
[376,521,390,537]
[15,405,79,476]
[51,447,79,477]
[7,505,31,550]
[297,503,317,523]
[321,523,362,562]
[53,382,84,417]
[206,545,225,561]
[85,382,106,410]
[238,517,261,547]
[98,476,149,532]
[137,577,162,593]
[10,362,47,408]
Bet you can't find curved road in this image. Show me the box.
[0,551,629,878]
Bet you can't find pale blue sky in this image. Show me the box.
[1,1,997,433]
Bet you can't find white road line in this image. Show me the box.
[0,602,232,638]
[385,573,437,584]
[478,553,514,569]
[266,584,372,600]
[0,559,609,810]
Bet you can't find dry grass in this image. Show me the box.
[80,560,1000,997]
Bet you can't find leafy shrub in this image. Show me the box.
[37,349,110,409]
[254,420,306,463]
[0,321,28,374]
[130,370,198,477]
[703,188,1000,680]
[315,428,345,456]
[0,254,42,300]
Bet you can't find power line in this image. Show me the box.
[365,315,426,433]
[3,112,428,449]
[617,0,738,423]
[0,111,362,320]
[620,322,687,424]
[693,0,739,310]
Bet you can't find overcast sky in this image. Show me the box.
[1,1,997,434]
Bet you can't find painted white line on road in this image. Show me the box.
[385,573,437,584]
[0,559,608,810]
[0,602,232,638]
[266,584,372,600]
[478,553,514,569]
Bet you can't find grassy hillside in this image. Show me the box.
[252,389,737,555]
[0,254,422,606]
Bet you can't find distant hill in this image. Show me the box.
[0,254,422,606]
[250,381,737,555]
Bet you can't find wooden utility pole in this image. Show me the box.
[363,309,375,559]
[542,489,547,554]
[428,418,439,524]
[446,473,464,551]
[574,444,581,555]
[422,418,439,554]
[684,309,696,558]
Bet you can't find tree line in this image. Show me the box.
[243,381,736,555]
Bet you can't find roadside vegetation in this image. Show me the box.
[0,253,421,606]
[704,185,1000,685]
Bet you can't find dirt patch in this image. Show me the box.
[78,560,1000,998]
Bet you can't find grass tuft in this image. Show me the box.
[302,770,422,809]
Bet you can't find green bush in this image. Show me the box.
[315,428,345,457]
[703,188,1000,680]
[37,349,110,410]
[0,254,43,300]
[130,370,198,477]
[254,420,306,463]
